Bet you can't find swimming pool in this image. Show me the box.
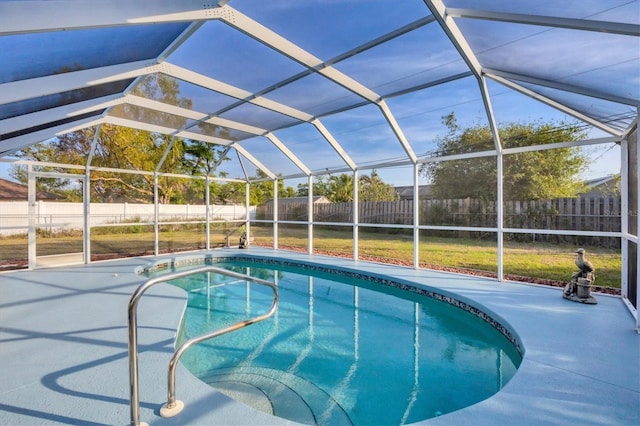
[165,259,522,425]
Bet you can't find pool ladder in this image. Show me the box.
[127,265,279,426]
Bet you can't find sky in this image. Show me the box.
[1,0,634,189]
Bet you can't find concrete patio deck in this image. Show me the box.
[0,248,638,425]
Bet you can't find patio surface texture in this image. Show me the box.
[0,248,638,425]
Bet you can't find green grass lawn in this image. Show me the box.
[254,226,621,289]
[0,226,622,289]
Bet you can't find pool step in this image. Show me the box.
[200,367,353,425]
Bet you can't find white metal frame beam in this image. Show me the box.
[1,89,270,150]
[478,76,503,154]
[485,69,640,108]
[0,60,157,105]
[0,94,121,136]
[163,63,313,122]
[422,0,483,77]
[7,157,248,182]
[125,94,267,135]
[155,136,177,173]
[378,100,417,164]
[0,0,223,35]
[413,163,420,269]
[311,119,357,171]
[270,135,620,182]
[446,8,640,37]
[102,115,232,146]
[503,136,620,154]
[102,116,178,138]
[232,145,276,180]
[157,21,206,64]
[220,7,380,103]
[264,133,311,176]
[0,116,103,156]
[327,16,437,66]
[122,95,310,176]
[383,71,474,100]
[220,15,437,118]
[487,73,623,136]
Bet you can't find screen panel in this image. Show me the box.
[0,23,190,83]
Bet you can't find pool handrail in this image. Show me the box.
[127,265,278,426]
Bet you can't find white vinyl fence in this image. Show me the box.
[0,201,255,235]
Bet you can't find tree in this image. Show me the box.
[220,170,295,205]
[182,140,230,204]
[327,173,354,202]
[217,180,245,205]
[296,172,398,202]
[295,175,330,197]
[10,138,87,200]
[93,126,186,203]
[420,114,589,200]
[11,74,232,203]
[12,126,190,203]
[249,171,295,204]
[359,170,399,202]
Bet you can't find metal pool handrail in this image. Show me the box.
[128,265,278,426]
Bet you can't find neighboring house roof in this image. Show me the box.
[262,196,330,206]
[0,178,64,201]
[580,175,620,197]
[394,185,434,200]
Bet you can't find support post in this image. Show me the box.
[83,170,91,264]
[245,180,251,244]
[154,173,159,256]
[353,169,359,260]
[308,174,313,254]
[205,176,210,251]
[477,75,504,282]
[27,164,36,269]
[413,163,420,269]
[84,125,100,264]
[273,178,278,249]
[497,152,504,282]
[621,137,629,299]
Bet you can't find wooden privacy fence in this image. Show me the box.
[257,196,622,234]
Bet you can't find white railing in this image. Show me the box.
[128,265,278,426]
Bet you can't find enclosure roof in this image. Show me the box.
[0,0,638,180]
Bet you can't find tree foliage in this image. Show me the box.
[10,74,233,204]
[296,170,398,203]
[327,173,354,202]
[11,125,232,203]
[217,170,295,206]
[295,175,330,198]
[359,170,399,202]
[420,114,589,200]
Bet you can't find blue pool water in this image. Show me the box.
[168,261,521,425]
